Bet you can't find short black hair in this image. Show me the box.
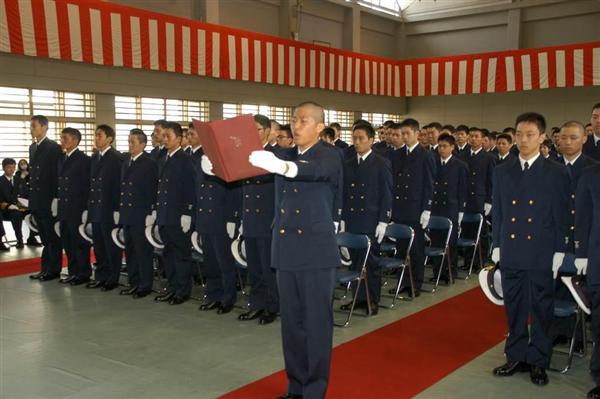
[254,114,271,130]
[2,158,16,168]
[592,103,600,112]
[585,123,592,128]
[165,121,183,137]
[329,122,341,130]
[468,126,483,136]
[153,119,168,129]
[61,127,82,142]
[280,124,292,138]
[515,112,546,134]
[541,139,553,148]
[31,115,49,127]
[561,120,585,134]
[391,122,403,130]
[441,124,455,133]
[484,130,497,140]
[428,122,442,131]
[438,133,455,146]
[96,124,115,139]
[188,122,195,129]
[383,120,395,128]
[502,127,516,135]
[496,133,513,144]
[129,128,147,145]
[353,119,369,127]
[352,122,375,139]
[400,118,420,131]
[321,127,336,141]
[455,124,469,133]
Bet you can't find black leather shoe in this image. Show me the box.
[120,287,137,296]
[15,241,24,249]
[588,386,600,398]
[154,292,175,302]
[493,361,530,376]
[169,295,189,305]
[217,303,234,314]
[86,280,104,289]
[101,282,119,292]
[59,276,76,284]
[0,242,9,251]
[26,237,42,246]
[340,301,366,311]
[530,366,548,385]
[199,301,221,311]
[132,290,152,299]
[29,272,44,280]
[368,302,379,316]
[276,393,303,399]
[238,309,264,321]
[39,273,60,282]
[70,277,90,286]
[259,311,277,325]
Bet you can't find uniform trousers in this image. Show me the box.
[349,241,381,304]
[393,219,425,290]
[59,220,90,278]
[202,233,237,306]
[92,222,122,284]
[245,236,279,313]
[1,209,23,242]
[159,225,192,297]
[33,210,62,275]
[124,224,155,292]
[588,283,600,385]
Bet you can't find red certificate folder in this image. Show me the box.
[192,114,265,182]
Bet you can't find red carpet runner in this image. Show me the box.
[220,287,507,399]
[0,257,55,278]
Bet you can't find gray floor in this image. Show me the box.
[0,251,594,398]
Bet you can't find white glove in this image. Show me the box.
[145,210,156,226]
[51,198,58,217]
[458,212,464,226]
[201,155,215,176]
[575,258,588,275]
[375,222,387,244]
[81,210,88,224]
[340,220,346,233]
[491,247,500,264]
[8,204,19,210]
[249,150,288,175]
[420,210,431,230]
[226,222,236,239]
[180,215,192,233]
[334,221,339,234]
[484,203,492,216]
[113,211,120,225]
[552,252,565,279]
[238,223,244,236]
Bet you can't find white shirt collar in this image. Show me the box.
[4,174,13,182]
[594,134,600,145]
[184,145,192,151]
[498,152,509,160]
[431,144,438,150]
[457,143,467,150]
[471,147,482,156]
[407,142,419,153]
[564,152,582,165]
[65,147,78,158]
[441,154,452,164]
[192,145,202,153]
[36,136,47,145]
[298,143,317,155]
[519,152,541,170]
[357,149,372,163]
[167,147,181,157]
[131,152,144,162]
[98,146,111,157]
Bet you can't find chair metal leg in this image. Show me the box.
[336,278,362,328]
[466,243,479,279]
[446,248,453,285]
[549,310,585,373]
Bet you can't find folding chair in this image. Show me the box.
[334,232,371,327]
[550,253,588,374]
[423,216,453,293]
[456,212,484,279]
[378,224,415,308]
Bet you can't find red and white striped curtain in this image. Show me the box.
[1,0,599,97]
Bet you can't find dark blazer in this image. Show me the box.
[464,149,496,213]
[391,144,435,222]
[431,155,468,222]
[510,144,520,156]
[88,147,123,224]
[342,152,392,235]
[156,149,196,226]
[241,146,276,238]
[454,143,471,160]
[334,139,349,149]
[492,156,570,270]
[149,146,167,162]
[28,137,62,212]
[56,149,91,222]
[119,153,158,226]
[582,136,600,161]
[271,141,343,270]
[496,152,516,166]
[575,164,600,283]
[0,174,21,205]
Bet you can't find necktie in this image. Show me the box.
[358,157,362,165]
[9,177,13,186]
[524,161,530,171]
[406,147,409,156]
[566,162,573,178]
[442,161,446,167]
[596,140,600,148]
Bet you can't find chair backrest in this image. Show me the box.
[385,223,415,262]
[459,212,484,240]
[426,216,453,248]
[336,232,371,250]
[559,253,577,274]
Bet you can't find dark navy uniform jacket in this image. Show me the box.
[57,149,91,222]
[241,146,275,238]
[492,155,570,270]
[575,164,600,284]
[496,153,516,166]
[149,146,167,162]
[582,137,600,161]
[391,144,435,222]
[28,137,62,212]
[0,175,21,205]
[334,139,349,149]
[464,149,496,213]
[271,141,343,270]
[342,151,392,234]
[156,148,196,226]
[119,153,158,226]
[88,148,123,224]
[431,155,468,222]
[454,143,471,160]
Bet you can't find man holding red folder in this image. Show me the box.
[249,102,343,399]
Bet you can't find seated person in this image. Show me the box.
[0,158,26,249]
